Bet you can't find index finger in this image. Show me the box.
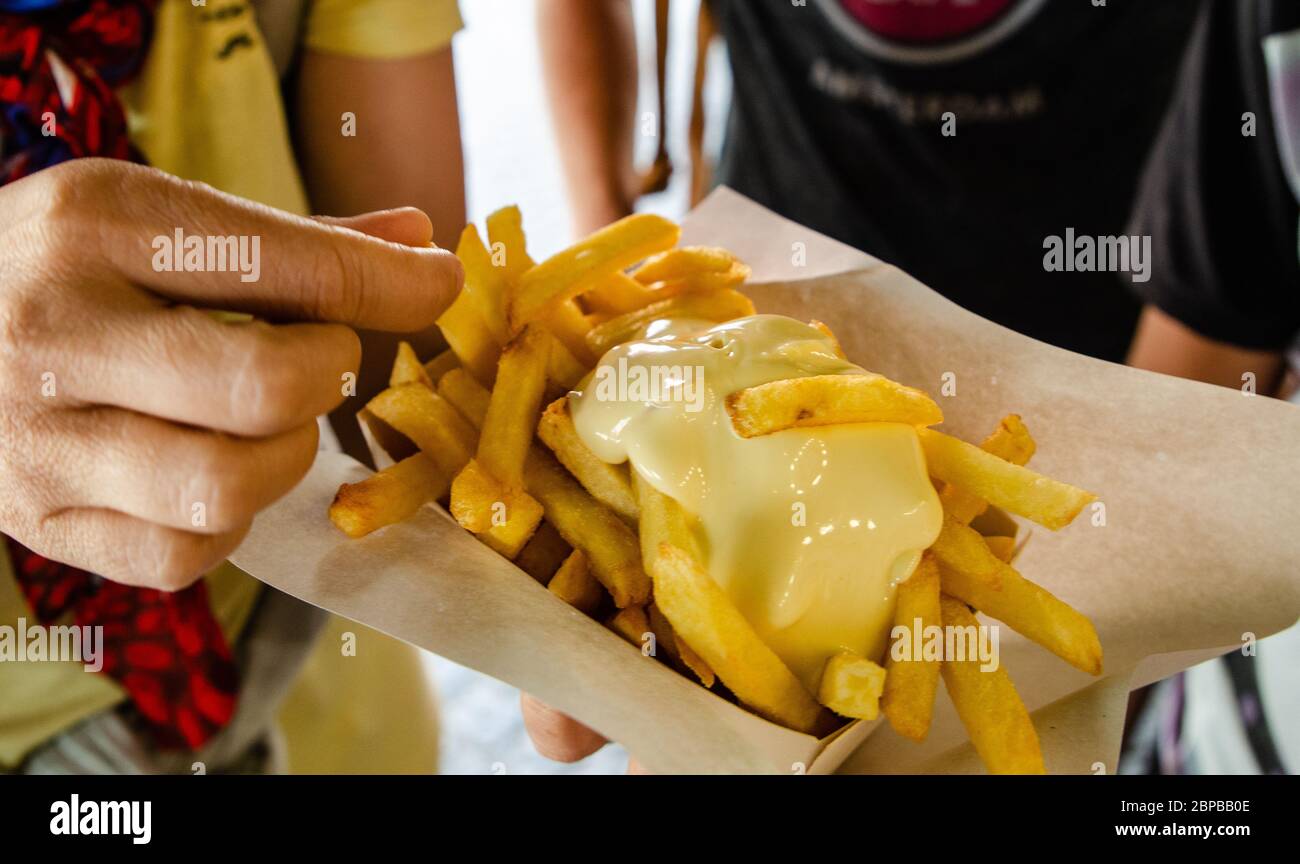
[66,160,463,331]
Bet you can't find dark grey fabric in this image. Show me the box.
[711,0,1200,362]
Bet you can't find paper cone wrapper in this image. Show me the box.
[230,189,1300,774]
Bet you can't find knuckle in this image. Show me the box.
[229,333,308,434]
[149,532,210,592]
[185,437,253,533]
[311,238,366,324]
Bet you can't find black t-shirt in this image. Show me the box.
[712,0,1200,362]
[1128,0,1300,352]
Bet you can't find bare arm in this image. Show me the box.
[294,46,467,461]
[1127,305,1285,394]
[538,0,639,235]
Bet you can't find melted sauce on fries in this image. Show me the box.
[570,315,942,691]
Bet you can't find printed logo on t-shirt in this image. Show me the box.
[838,0,1014,44]
[813,0,1048,65]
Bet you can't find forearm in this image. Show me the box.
[295,47,468,461]
[1127,305,1285,395]
[538,0,639,234]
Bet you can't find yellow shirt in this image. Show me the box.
[0,0,461,770]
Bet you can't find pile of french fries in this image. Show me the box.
[329,206,1102,775]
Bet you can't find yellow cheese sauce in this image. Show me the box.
[569,315,942,693]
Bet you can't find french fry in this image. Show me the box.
[646,603,716,687]
[929,516,1006,591]
[632,246,743,284]
[514,520,571,585]
[650,543,826,734]
[329,453,449,538]
[485,204,534,282]
[366,384,476,476]
[543,298,597,369]
[632,469,698,567]
[982,535,1016,563]
[809,320,845,358]
[452,325,550,555]
[940,415,1037,525]
[477,325,551,488]
[524,448,651,608]
[586,288,756,357]
[538,397,638,524]
[934,517,1103,676]
[423,348,460,385]
[818,651,886,721]
[485,205,588,390]
[919,428,1094,531]
[437,368,491,428]
[456,224,511,344]
[609,605,651,647]
[881,553,942,741]
[390,340,433,389]
[548,550,606,616]
[437,290,500,386]
[939,596,1045,775]
[511,213,681,329]
[583,271,659,317]
[726,373,943,438]
[358,408,417,462]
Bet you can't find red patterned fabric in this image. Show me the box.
[1,0,239,751]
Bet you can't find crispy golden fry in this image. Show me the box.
[390,340,433,389]
[543,298,597,369]
[437,368,491,427]
[546,337,588,391]
[929,516,1006,591]
[919,428,1094,531]
[584,271,659,317]
[609,605,651,647]
[982,535,1016,563]
[477,324,551,488]
[423,348,460,385]
[538,397,639,524]
[511,213,681,329]
[939,596,1045,775]
[524,448,650,608]
[456,224,511,343]
[809,320,845,358]
[485,204,534,282]
[646,603,717,688]
[726,373,943,439]
[650,543,826,734]
[451,326,549,553]
[449,459,544,558]
[329,453,449,538]
[366,384,476,476]
[632,470,698,567]
[358,408,417,462]
[940,415,1037,525]
[514,520,571,585]
[437,290,500,386]
[881,553,942,741]
[548,550,606,616]
[632,246,742,284]
[934,517,1103,676]
[585,288,756,357]
[818,651,886,721]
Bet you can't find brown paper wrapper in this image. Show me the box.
[230,189,1300,774]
